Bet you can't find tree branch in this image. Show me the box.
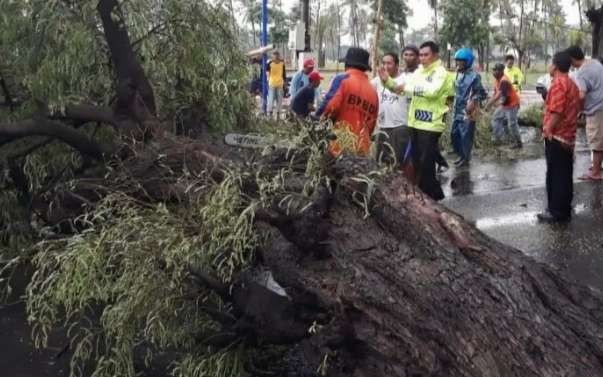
[0,71,18,111]
[0,118,107,160]
[57,104,117,127]
[97,0,157,115]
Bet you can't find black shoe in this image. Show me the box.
[454,158,469,167]
[511,141,523,149]
[536,212,570,223]
[456,159,470,167]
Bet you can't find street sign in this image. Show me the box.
[224,133,294,149]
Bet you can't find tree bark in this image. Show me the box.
[587,6,603,59]
[372,0,384,77]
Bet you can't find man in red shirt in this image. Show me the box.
[316,47,379,157]
[537,51,582,223]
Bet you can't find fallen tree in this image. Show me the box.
[1,1,603,377]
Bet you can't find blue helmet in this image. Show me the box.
[454,48,474,68]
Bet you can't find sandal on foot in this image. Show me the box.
[578,172,603,181]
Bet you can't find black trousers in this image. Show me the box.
[545,139,573,219]
[411,128,445,201]
[374,126,411,166]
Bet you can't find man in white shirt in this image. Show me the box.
[371,46,419,166]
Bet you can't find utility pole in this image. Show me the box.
[261,0,268,114]
[301,0,311,51]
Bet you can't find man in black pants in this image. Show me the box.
[537,51,582,223]
[378,41,454,201]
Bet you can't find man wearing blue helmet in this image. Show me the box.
[451,48,487,167]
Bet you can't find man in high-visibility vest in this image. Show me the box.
[379,41,455,201]
[504,55,524,94]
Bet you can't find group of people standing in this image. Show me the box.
[270,42,603,224]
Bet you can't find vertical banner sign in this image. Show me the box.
[261,0,268,113]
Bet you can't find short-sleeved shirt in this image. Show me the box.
[267,60,286,88]
[543,73,581,146]
[574,60,603,115]
[290,85,316,117]
[371,73,410,129]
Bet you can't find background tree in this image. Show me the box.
[586,3,603,58]
[439,0,492,67]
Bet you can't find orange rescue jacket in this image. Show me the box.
[316,68,379,156]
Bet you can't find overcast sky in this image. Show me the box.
[278,0,580,31]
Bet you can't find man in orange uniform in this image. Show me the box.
[316,47,379,156]
[485,63,522,149]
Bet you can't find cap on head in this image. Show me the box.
[344,47,371,71]
[308,71,324,82]
[303,58,315,68]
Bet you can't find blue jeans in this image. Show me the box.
[451,119,476,161]
[491,106,521,144]
[267,87,284,115]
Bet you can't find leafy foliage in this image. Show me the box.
[0,0,253,131]
[26,176,258,377]
[439,0,491,50]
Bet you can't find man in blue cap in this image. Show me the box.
[451,48,487,167]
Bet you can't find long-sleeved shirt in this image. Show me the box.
[453,69,487,121]
[504,66,524,93]
[290,70,322,103]
[316,68,379,156]
[385,59,455,133]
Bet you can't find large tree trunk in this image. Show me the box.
[33,137,603,376]
[587,6,603,59]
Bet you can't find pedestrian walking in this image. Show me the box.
[451,48,487,167]
[266,51,286,119]
[316,47,379,157]
[290,71,323,118]
[504,55,524,94]
[486,63,522,149]
[566,46,603,181]
[379,41,455,201]
[537,51,582,223]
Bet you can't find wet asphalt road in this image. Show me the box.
[442,128,603,292]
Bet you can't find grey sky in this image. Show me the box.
[279,0,580,31]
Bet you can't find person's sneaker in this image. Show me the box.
[453,157,464,165]
[511,141,523,149]
[437,164,449,173]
